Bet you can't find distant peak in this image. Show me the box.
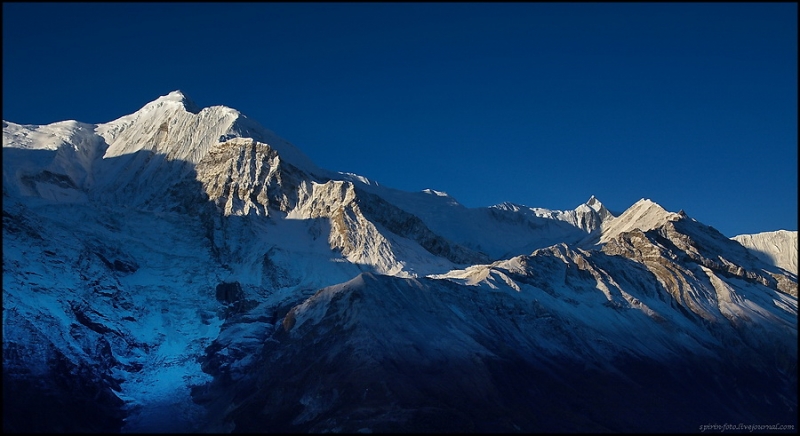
[422,188,449,197]
[581,195,613,218]
[598,197,684,243]
[585,195,605,209]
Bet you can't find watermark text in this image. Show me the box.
[699,423,795,432]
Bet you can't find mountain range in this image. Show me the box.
[3,91,797,433]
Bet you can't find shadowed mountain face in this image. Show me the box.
[193,256,796,432]
[3,92,797,433]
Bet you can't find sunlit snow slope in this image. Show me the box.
[732,230,798,275]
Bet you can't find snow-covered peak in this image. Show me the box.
[93,91,322,178]
[598,198,682,244]
[582,194,604,213]
[632,198,668,212]
[163,90,188,101]
[3,120,97,151]
[3,91,331,209]
[142,90,201,114]
[732,230,798,274]
[159,90,190,103]
[583,195,613,221]
[95,95,239,165]
[575,195,601,212]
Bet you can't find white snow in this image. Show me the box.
[732,230,798,275]
[421,188,449,197]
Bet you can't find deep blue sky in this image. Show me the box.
[3,3,797,237]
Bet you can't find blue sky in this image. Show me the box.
[3,3,797,237]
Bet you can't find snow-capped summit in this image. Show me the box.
[573,195,613,226]
[142,89,202,114]
[96,90,315,171]
[4,91,327,209]
[583,194,612,218]
[597,198,682,244]
[161,90,195,104]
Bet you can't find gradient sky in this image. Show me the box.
[3,2,797,237]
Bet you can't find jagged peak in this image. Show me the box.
[490,201,525,212]
[567,195,613,226]
[580,195,610,214]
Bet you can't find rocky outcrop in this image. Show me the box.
[196,139,306,217]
